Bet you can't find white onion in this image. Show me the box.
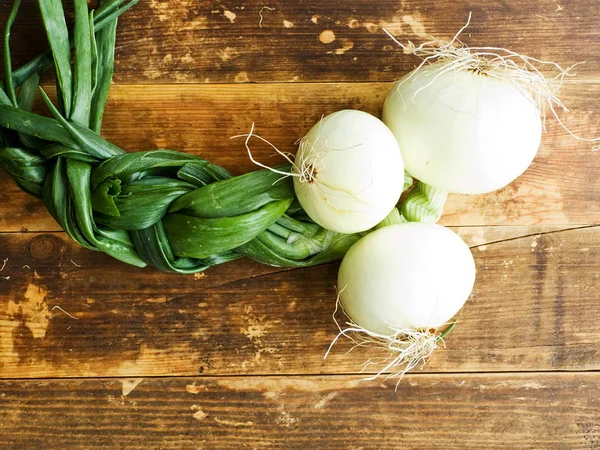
[293,110,404,234]
[338,222,475,335]
[383,63,542,194]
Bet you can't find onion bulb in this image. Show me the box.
[332,222,475,378]
[383,63,542,194]
[293,110,404,234]
[338,222,475,334]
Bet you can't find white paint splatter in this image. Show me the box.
[218,47,238,62]
[314,392,338,409]
[328,38,353,55]
[275,405,299,427]
[191,405,208,421]
[186,383,207,394]
[402,14,427,37]
[122,378,144,396]
[522,382,545,389]
[319,30,336,44]
[214,417,254,427]
[348,19,360,29]
[223,9,236,23]
[235,71,250,83]
[531,237,538,251]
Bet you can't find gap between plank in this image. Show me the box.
[0,369,599,383]
[43,78,600,87]
[467,223,600,250]
[1,224,597,236]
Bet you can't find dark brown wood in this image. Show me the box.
[0,373,598,449]
[1,82,599,232]
[0,226,598,378]
[1,0,599,83]
[1,2,600,447]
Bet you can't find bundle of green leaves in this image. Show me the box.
[0,0,368,273]
[1,0,442,274]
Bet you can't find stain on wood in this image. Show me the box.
[0,373,599,448]
[0,227,598,378]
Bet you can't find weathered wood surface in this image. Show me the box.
[1,82,599,232]
[1,0,600,446]
[1,226,598,378]
[1,374,599,449]
[2,0,599,83]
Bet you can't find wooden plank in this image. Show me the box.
[0,226,598,378]
[1,81,599,232]
[2,0,599,83]
[0,373,598,449]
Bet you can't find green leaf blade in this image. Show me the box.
[38,0,72,117]
[71,0,93,126]
[169,168,294,218]
[3,0,22,106]
[164,198,293,259]
[90,16,117,133]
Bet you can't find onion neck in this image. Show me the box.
[375,179,448,229]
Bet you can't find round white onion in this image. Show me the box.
[338,222,476,335]
[383,64,542,194]
[293,110,404,234]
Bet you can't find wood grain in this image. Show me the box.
[1,81,599,232]
[1,2,599,447]
[0,226,598,378]
[2,0,599,83]
[0,373,599,449]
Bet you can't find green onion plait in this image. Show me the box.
[0,0,442,274]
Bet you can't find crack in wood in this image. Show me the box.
[467,224,599,250]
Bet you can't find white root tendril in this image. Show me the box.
[258,6,275,28]
[325,288,450,390]
[230,121,329,186]
[383,12,600,150]
[231,123,298,179]
[232,118,369,192]
[51,305,79,320]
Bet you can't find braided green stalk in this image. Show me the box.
[0,1,446,274]
[375,174,448,229]
[0,0,360,273]
[400,180,448,223]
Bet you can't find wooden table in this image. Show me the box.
[1,1,599,448]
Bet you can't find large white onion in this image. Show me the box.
[338,222,476,335]
[383,64,542,194]
[293,110,404,234]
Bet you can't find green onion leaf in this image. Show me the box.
[38,0,72,117]
[71,0,93,126]
[3,0,21,106]
[90,16,117,133]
